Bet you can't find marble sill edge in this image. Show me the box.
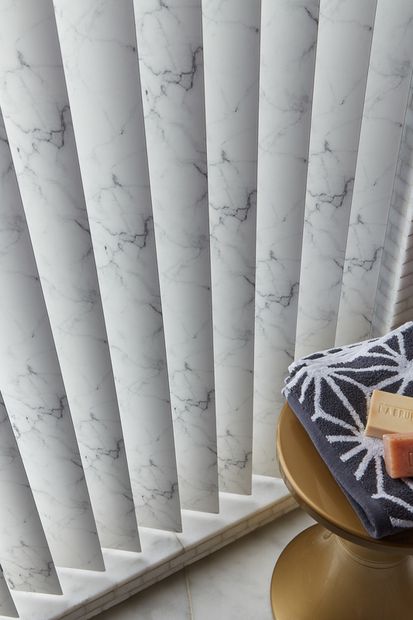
[84,484,295,620]
[11,477,295,620]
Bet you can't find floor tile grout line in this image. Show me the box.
[184,567,195,620]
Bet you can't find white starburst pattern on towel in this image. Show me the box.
[283,323,413,528]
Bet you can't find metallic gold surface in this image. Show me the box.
[276,403,413,552]
[271,404,413,619]
[271,524,413,620]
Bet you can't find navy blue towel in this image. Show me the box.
[283,322,413,538]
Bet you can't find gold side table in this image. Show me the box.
[271,403,413,620]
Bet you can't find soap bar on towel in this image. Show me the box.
[365,390,413,438]
[283,321,413,539]
[383,433,413,479]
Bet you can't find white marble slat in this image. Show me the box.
[202,0,260,494]
[0,116,103,570]
[253,0,319,475]
[0,393,61,594]
[294,0,376,358]
[335,0,413,346]
[0,569,17,618]
[0,0,140,551]
[53,0,181,532]
[133,0,219,512]
[372,89,413,335]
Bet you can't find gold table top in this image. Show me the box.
[277,403,413,553]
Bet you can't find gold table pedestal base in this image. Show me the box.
[271,524,413,620]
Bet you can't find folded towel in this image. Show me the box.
[283,322,413,538]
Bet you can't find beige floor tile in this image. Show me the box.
[93,570,191,620]
[186,509,314,620]
[93,509,313,620]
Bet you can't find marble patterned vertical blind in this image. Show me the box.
[295,0,376,357]
[0,0,412,616]
[254,0,318,476]
[202,0,260,494]
[53,0,181,534]
[336,0,413,346]
[133,0,219,514]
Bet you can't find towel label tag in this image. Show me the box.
[365,390,413,438]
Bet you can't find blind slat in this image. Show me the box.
[336,0,413,346]
[0,0,140,551]
[54,0,181,532]
[0,395,61,594]
[254,0,318,474]
[133,0,219,511]
[0,570,17,618]
[373,91,413,335]
[202,0,260,494]
[0,111,103,570]
[295,0,376,358]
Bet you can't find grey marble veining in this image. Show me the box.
[0,394,61,594]
[295,0,376,358]
[0,569,17,618]
[133,0,219,512]
[0,113,103,571]
[202,0,260,494]
[0,0,140,551]
[336,0,413,346]
[53,0,181,532]
[253,0,318,475]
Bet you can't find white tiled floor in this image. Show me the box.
[94,509,314,620]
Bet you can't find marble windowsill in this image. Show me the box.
[9,476,294,620]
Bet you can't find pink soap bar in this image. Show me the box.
[383,433,413,479]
